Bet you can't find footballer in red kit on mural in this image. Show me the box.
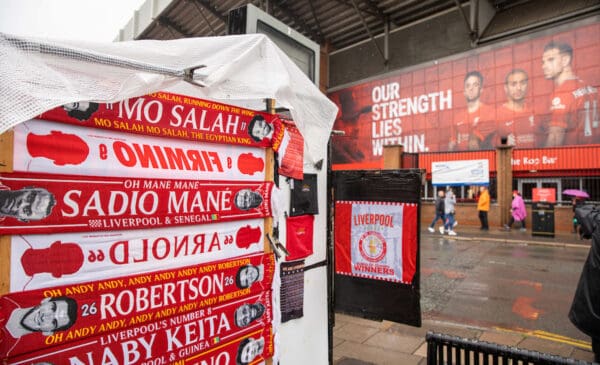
[450,71,497,151]
[328,21,600,171]
[541,41,599,147]
[496,69,538,148]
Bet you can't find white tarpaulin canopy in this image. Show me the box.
[0,32,337,163]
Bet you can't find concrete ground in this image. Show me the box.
[333,313,596,364]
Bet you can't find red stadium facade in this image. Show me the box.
[328,17,600,203]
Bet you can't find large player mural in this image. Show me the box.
[329,18,600,170]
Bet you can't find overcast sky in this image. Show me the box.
[0,0,146,42]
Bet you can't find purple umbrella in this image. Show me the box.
[562,189,589,199]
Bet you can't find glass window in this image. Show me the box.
[582,177,600,203]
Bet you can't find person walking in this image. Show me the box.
[571,197,584,233]
[504,190,527,231]
[428,189,445,234]
[477,185,490,230]
[443,187,457,236]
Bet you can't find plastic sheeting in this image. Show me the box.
[0,32,337,163]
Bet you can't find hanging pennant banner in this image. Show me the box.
[12,119,266,180]
[9,219,265,292]
[37,91,281,148]
[334,201,418,284]
[0,172,274,234]
[274,120,304,180]
[7,292,273,365]
[0,252,275,358]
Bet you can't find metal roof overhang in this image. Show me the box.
[123,0,478,49]
[118,0,600,54]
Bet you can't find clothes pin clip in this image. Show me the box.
[267,233,289,259]
[267,234,282,260]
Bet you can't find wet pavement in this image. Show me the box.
[421,228,588,340]
[333,224,596,364]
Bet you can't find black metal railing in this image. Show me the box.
[426,332,593,365]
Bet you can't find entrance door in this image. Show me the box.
[332,169,422,326]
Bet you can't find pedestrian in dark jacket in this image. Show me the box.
[428,190,445,234]
[569,204,600,363]
[571,197,584,233]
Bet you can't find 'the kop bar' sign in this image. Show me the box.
[7,291,274,365]
[0,252,276,358]
[0,172,274,234]
[38,91,281,149]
